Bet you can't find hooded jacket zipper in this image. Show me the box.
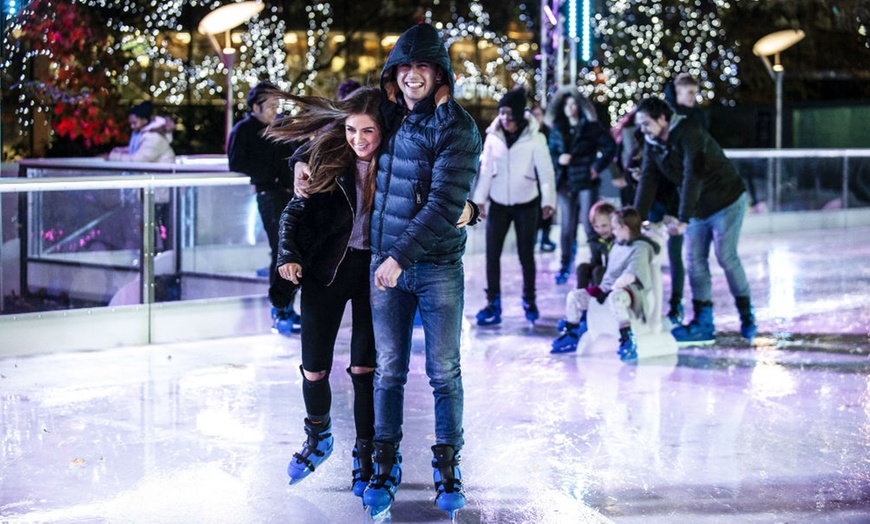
[326,175,355,286]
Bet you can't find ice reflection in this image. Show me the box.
[749,361,798,399]
[102,463,254,523]
[768,247,797,321]
[3,225,870,522]
[179,365,264,442]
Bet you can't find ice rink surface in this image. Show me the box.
[2,226,869,523]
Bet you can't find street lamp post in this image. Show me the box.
[198,1,265,148]
[752,29,805,210]
[752,29,805,149]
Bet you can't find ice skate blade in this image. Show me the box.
[367,504,392,521]
[287,448,332,485]
[271,326,294,337]
[675,338,716,347]
[436,494,465,521]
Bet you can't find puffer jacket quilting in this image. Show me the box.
[371,23,482,269]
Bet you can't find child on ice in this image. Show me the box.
[576,200,617,290]
[551,206,660,361]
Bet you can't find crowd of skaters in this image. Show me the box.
[472,73,757,356]
[124,21,754,517]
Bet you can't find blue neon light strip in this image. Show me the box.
[581,0,591,61]
[568,0,577,39]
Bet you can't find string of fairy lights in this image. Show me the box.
[587,0,740,123]
[2,0,747,139]
[426,1,532,102]
[297,1,331,92]
[2,0,293,136]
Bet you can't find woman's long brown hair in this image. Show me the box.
[264,86,384,212]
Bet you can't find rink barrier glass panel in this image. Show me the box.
[1,158,277,353]
[1,150,869,353]
[8,159,270,312]
[725,148,870,211]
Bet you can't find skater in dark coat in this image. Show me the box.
[633,96,757,346]
[266,87,384,499]
[545,87,617,285]
[228,81,302,334]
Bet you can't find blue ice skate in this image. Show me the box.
[554,267,570,285]
[432,444,465,520]
[522,296,539,324]
[736,296,757,345]
[740,320,758,345]
[363,441,402,518]
[550,320,587,354]
[287,419,333,485]
[475,296,502,326]
[672,301,715,346]
[272,306,302,335]
[351,438,374,499]
[540,237,556,252]
[666,303,684,327]
[617,327,638,362]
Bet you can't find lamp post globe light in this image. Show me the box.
[752,29,805,149]
[198,1,265,148]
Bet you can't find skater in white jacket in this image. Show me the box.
[473,88,556,325]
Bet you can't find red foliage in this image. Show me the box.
[13,0,127,148]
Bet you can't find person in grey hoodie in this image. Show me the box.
[633,96,757,346]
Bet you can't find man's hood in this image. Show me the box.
[381,23,455,96]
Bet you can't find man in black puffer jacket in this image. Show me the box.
[364,22,481,519]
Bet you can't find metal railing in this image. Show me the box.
[723,148,870,212]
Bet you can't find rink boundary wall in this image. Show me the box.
[2,154,870,357]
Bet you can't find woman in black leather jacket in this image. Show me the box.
[266,87,384,499]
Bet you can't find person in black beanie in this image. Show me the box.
[472,88,555,325]
[228,81,302,335]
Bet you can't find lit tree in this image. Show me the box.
[1,0,128,155]
[587,0,739,124]
[425,1,533,101]
[2,0,297,157]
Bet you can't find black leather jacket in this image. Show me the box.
[276,168,361,287]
